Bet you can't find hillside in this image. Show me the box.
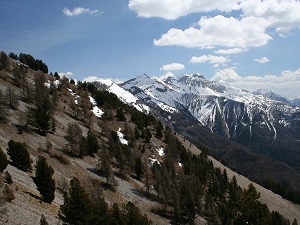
[0,52,299,224]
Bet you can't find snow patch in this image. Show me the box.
[91,106,103,118]
[117,128,128,145]
[149,158,160,165]
[156,147,165,157]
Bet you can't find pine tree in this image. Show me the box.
[0,148,8,172]
[293,219,298,225]
[59,177,93,225]
[7,140,31,171]
[34,156,55,203]
[116,108,126,121]
[87,131,99,155]
[233,183,270,225]
[156,120,164,139]
[40,214,49,225]
[134,157,143,180]
[0,51,8,70]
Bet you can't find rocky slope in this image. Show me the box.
[114,73,300,170]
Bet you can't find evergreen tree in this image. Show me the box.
[116,108,126,121]
[0,148,8,172]
[234,183,270,225]
[0,51,8,70]
[59,177,93,225]
[8,52,18,60]
[4,171,12,184]
[34,156,55,203]
[156,120,164,139]
[7,140,31,171]
[34,105,50,134]
[293,219,298,225]
[87,131,100,155]
[40,214,49,225]
[134,157,143,180]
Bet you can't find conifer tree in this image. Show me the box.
[59,177,93,225]
[40,214,49,225]
[116,108,126,121]
[87,131,99,155]
[0,148,8,173]
[134,157,143,180]
[234,183,270,225]
[34,156,55,203]
[7,140,31,171]
[0,51,8,70]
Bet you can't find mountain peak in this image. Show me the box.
[253,89,290,103]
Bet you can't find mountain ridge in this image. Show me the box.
[86,74,300,188]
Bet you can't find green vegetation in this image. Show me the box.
[60,177,152,225]
[7,140,31,171]
[0,147,8,172]
[34,156,55,203]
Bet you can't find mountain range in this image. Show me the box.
[85,73,300,187]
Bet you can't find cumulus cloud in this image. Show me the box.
[190,54,229,65]
[214,48,248,54]
[212,68,300,98]
[211,68,241,82]
[58,71,74,78]
[63,7,103,16]
[160,62,185,71]
[154,15,272,49]
[128,0,240,20]
[131,0,300,53]
[240,0,300,35]
[254,57,270,64]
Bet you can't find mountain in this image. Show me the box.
[290,96,300,106]
[253,89,291,104]
[85,74,300,190]
[120,74,300,168]
[1,52,300,224]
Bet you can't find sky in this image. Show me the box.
[0,0,300,98]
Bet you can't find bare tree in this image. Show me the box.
[5,86,19,109]
[0,90,8,123]
[66,122,82,156]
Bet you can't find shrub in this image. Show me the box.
[3,185,14,202]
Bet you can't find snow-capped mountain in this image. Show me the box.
[252,89,290,104]
[83,76,150,113]
[122,74,300,168]
[290,96,300,106]
[85,74,300,169]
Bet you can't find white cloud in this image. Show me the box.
[128,0,240,20]
[129,0,300,36]
[160,62,185,71]
[214,48,248,54]
[211,68,241,82]
[240,0,300,35]
[58,71,74,78]
[154,15,272,49]
[212,68,300,98]
[254,57,270,64]
[63,7,102,16]
[190,54,229,64]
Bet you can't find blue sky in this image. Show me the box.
[1,0,300,98]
